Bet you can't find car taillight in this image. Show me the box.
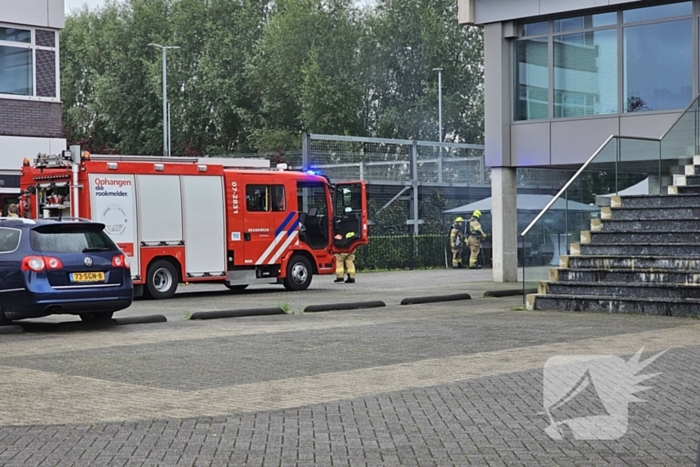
[21,256,63,272]
[112,254,130,269]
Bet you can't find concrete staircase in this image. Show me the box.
[527,156,700,318]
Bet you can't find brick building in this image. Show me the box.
[0,0,65,213]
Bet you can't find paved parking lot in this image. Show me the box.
[0,269,698,466]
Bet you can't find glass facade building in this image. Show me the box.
[515,2,693,121]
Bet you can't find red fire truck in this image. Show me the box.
[19,151,367,299]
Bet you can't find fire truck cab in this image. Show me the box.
[20,151,367,299]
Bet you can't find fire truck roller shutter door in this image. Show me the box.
[182,175,226,275]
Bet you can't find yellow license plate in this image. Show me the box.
[70,272,106,282]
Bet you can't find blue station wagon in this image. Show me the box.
[0,218,133,324]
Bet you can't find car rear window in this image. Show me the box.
[0,228,20,253]
[30,224,118,253]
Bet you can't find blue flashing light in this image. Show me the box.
[305,169,320,175]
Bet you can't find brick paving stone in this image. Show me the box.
[1,273,699,466]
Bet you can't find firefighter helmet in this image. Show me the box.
[455,217,464,223]
[472,210,482,218]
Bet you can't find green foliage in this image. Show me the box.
[61,0,485,154]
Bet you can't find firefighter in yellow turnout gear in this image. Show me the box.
[449,217,466,269]
[467,210,487,269]
[334,232,357,283]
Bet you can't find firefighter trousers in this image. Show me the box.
[335,253,356,279]
[467,236,481,267]
[451,247,463,268]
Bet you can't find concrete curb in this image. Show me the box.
[114,315,167,325]
[0,325,23,334]
[400,293,472,305]
[189,307,284,320]
[304,301,386,313]
[484,288,537,298]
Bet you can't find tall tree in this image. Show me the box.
[364,0,483,143]
[248,0,366,149]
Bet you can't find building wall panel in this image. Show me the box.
[511,122,551,166]
[0,0,64,28]
[550,118,618,166]
[474,0,643,25]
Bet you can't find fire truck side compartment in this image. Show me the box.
[137,175,183,245]
[182,175,226,276]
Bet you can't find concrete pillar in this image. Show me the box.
[483,22,518,282]
[492,167,518,282]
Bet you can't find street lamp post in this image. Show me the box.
[148,43,180,157]
[433,67,443,183]
[433,67,443,143]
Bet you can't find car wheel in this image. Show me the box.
[80,312,114,322]
[0,302,10,326]
[224,284,248,292]
[283,255,313,291]
[145,260,179,299]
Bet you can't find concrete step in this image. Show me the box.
[581,230,700,244]
[591,218,700,232]
[541,280,700,299]
[551,267,700,285]
[562,255,700,270]
[610,193,700,209]
[527,293,700,317]
[572,242,700,257]
[673,174,700,186]
[668,184,700,195]
[601,206,700,220]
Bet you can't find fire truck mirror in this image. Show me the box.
[27,186,36,195]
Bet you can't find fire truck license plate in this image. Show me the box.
[70,272,105,282]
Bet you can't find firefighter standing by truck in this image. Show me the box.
[467,210,487,269]
[450,217,466,269]
[334,231,357,283]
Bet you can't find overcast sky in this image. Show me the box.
[65,0,106,14]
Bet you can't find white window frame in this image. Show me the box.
[0,22,59,102]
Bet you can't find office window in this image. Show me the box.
[554,29,617,117]
[523,22,548,36]
[0,26,58,99]
[0,28,30,43]
[516,1,695,121]
[623,19,692,112]
[0,46,32,95]
[554,13,616,32]
[515,38,549,121]
[623,2,691,23]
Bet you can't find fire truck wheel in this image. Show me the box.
[224,284,249,292]
[283,255,313,291]
[145,260,179,299]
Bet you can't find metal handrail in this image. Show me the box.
[520,134,660,237]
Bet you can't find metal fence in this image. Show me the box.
[301,134,488,235]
